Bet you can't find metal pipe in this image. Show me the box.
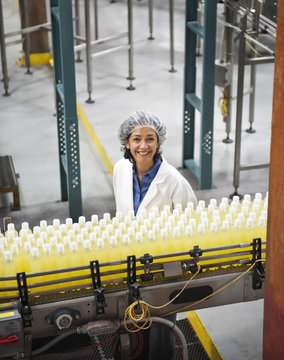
[222,0,234,143]
[5,22,50,37]
[74,0,82,62]
[84,0,94,103]
[74,32,128,51]
[169,0,176,72]
[246,62,256,133]
[91,44,130,58]
[0,0,9,95]
[94,0,99,40]
[240,163,270,171]
[245,56,275,65]
[127,0,135,90]
[22,0,32,74]
[231,11,248,198]
[148,0,154,40]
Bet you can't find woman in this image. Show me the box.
[113,110,197,216]
[113,110,197,360]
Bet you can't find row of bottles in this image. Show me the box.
[0,192,267,295]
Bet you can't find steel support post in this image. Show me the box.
[74,0,83,62]
[169,0,176,73]
[0,0,9,96]
[127,0,135,90]
[21,0,32,74]
[222,0,234,143]
[231,11,248,198]
[148,0,154,40]
[94,0,99,40]
[84,0,94,103]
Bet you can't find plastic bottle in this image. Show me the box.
[78,216,86,229]
[65,218,73,231]
[5,223,18,238]
[19,222,32,237]
[53,219,61,231]
[2,250,16,294]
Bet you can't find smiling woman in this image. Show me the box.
[113,110,197,216]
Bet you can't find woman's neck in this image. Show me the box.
[136,161,154,182]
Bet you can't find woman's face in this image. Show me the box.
[125,127,159,167]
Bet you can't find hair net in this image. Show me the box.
[118,110,167,146]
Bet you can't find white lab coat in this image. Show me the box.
[113,157,197,216]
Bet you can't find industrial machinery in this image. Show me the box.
[0,196,266,359]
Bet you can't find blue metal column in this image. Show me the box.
[50,0,82,221]
[183,0,217,190]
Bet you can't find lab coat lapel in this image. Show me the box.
[124,161,134,211]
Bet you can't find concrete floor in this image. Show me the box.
[0,1,273,359]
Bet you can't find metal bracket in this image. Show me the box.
[90,260,106,315]
[16,272,33,328]
[189,245,203,273]
[139,253,154,281]
[127,255,141,303]
[252,238,265,290]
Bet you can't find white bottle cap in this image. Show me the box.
[109,236,118,247]
[185,225,193,236]
[53,219,60,228]
[77,234,84,243]
[160,228,167,239]
[128,209,135,219]
[0,237,8,247]
[91,214,99,225]
[243,194,251,202]
[119,222,126,233]
[49,237,57,247]
[83,239,92,250]
[4,250,13,262]
[106,224,114,234]
[116,211,123,221]
[46,225,54,234]
[148,229,156,241]
[63,236,71,245]
[221,220,229,231]
[33,226,41,235]
[43,243,52,255]
[65,218,73,227]
[249,211,257,220]
[10,243,19,255]
[54,230,61,240]
[135,232,143,243]
[28,234,35,243]
[14,237,22,247]
[115,229,122,238]
[233,219,242,230]
[213,216,221,226]
[246,218,255,228]
[89,233,96,242]
[184,208,192,218]
[232,195,240,203]
[255,192,262,200]
[103,213,111,223]
[189,218,196,228]
[152,223,160,233]
[124,215,132,225]
[140,208,147,217]
[207,204,214,213]
[7,223,15,231]
[128,227,135,236]
[40,220,47,229]
[99,219,106,228]
[173,209,179,219]
[174,203,182,212]
[210,222,218,232]
[198,200,205,208]
[221,197,229,205]
[21,222,29,230]
[122,234,130,245]
[186,201,194,210]
[163,205,171,214]
[56,243,65,255]
[225,213,232,224]
[197,224,205,234]
[112,217,119,227]
[6,230,15,240]
[219,203,227,212]
[172,226,180,238]
[160,210,168,220]
[70,241,79,252]
[31,247,40,259]
[78,216,86,225]
[177,220,185,231]
[24,241,32,253]
[60,224,67,233]
[151,207,159,216]
[201,217,208,228]
[36,238,44,248]
[201,211,208,219]
[209,198,217,207]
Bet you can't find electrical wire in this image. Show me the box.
[246,40,263,57]
[163,259,266,317]
[217,88,229,118]
[124,264,201,333]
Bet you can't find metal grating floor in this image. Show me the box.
[35,318,211,360]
